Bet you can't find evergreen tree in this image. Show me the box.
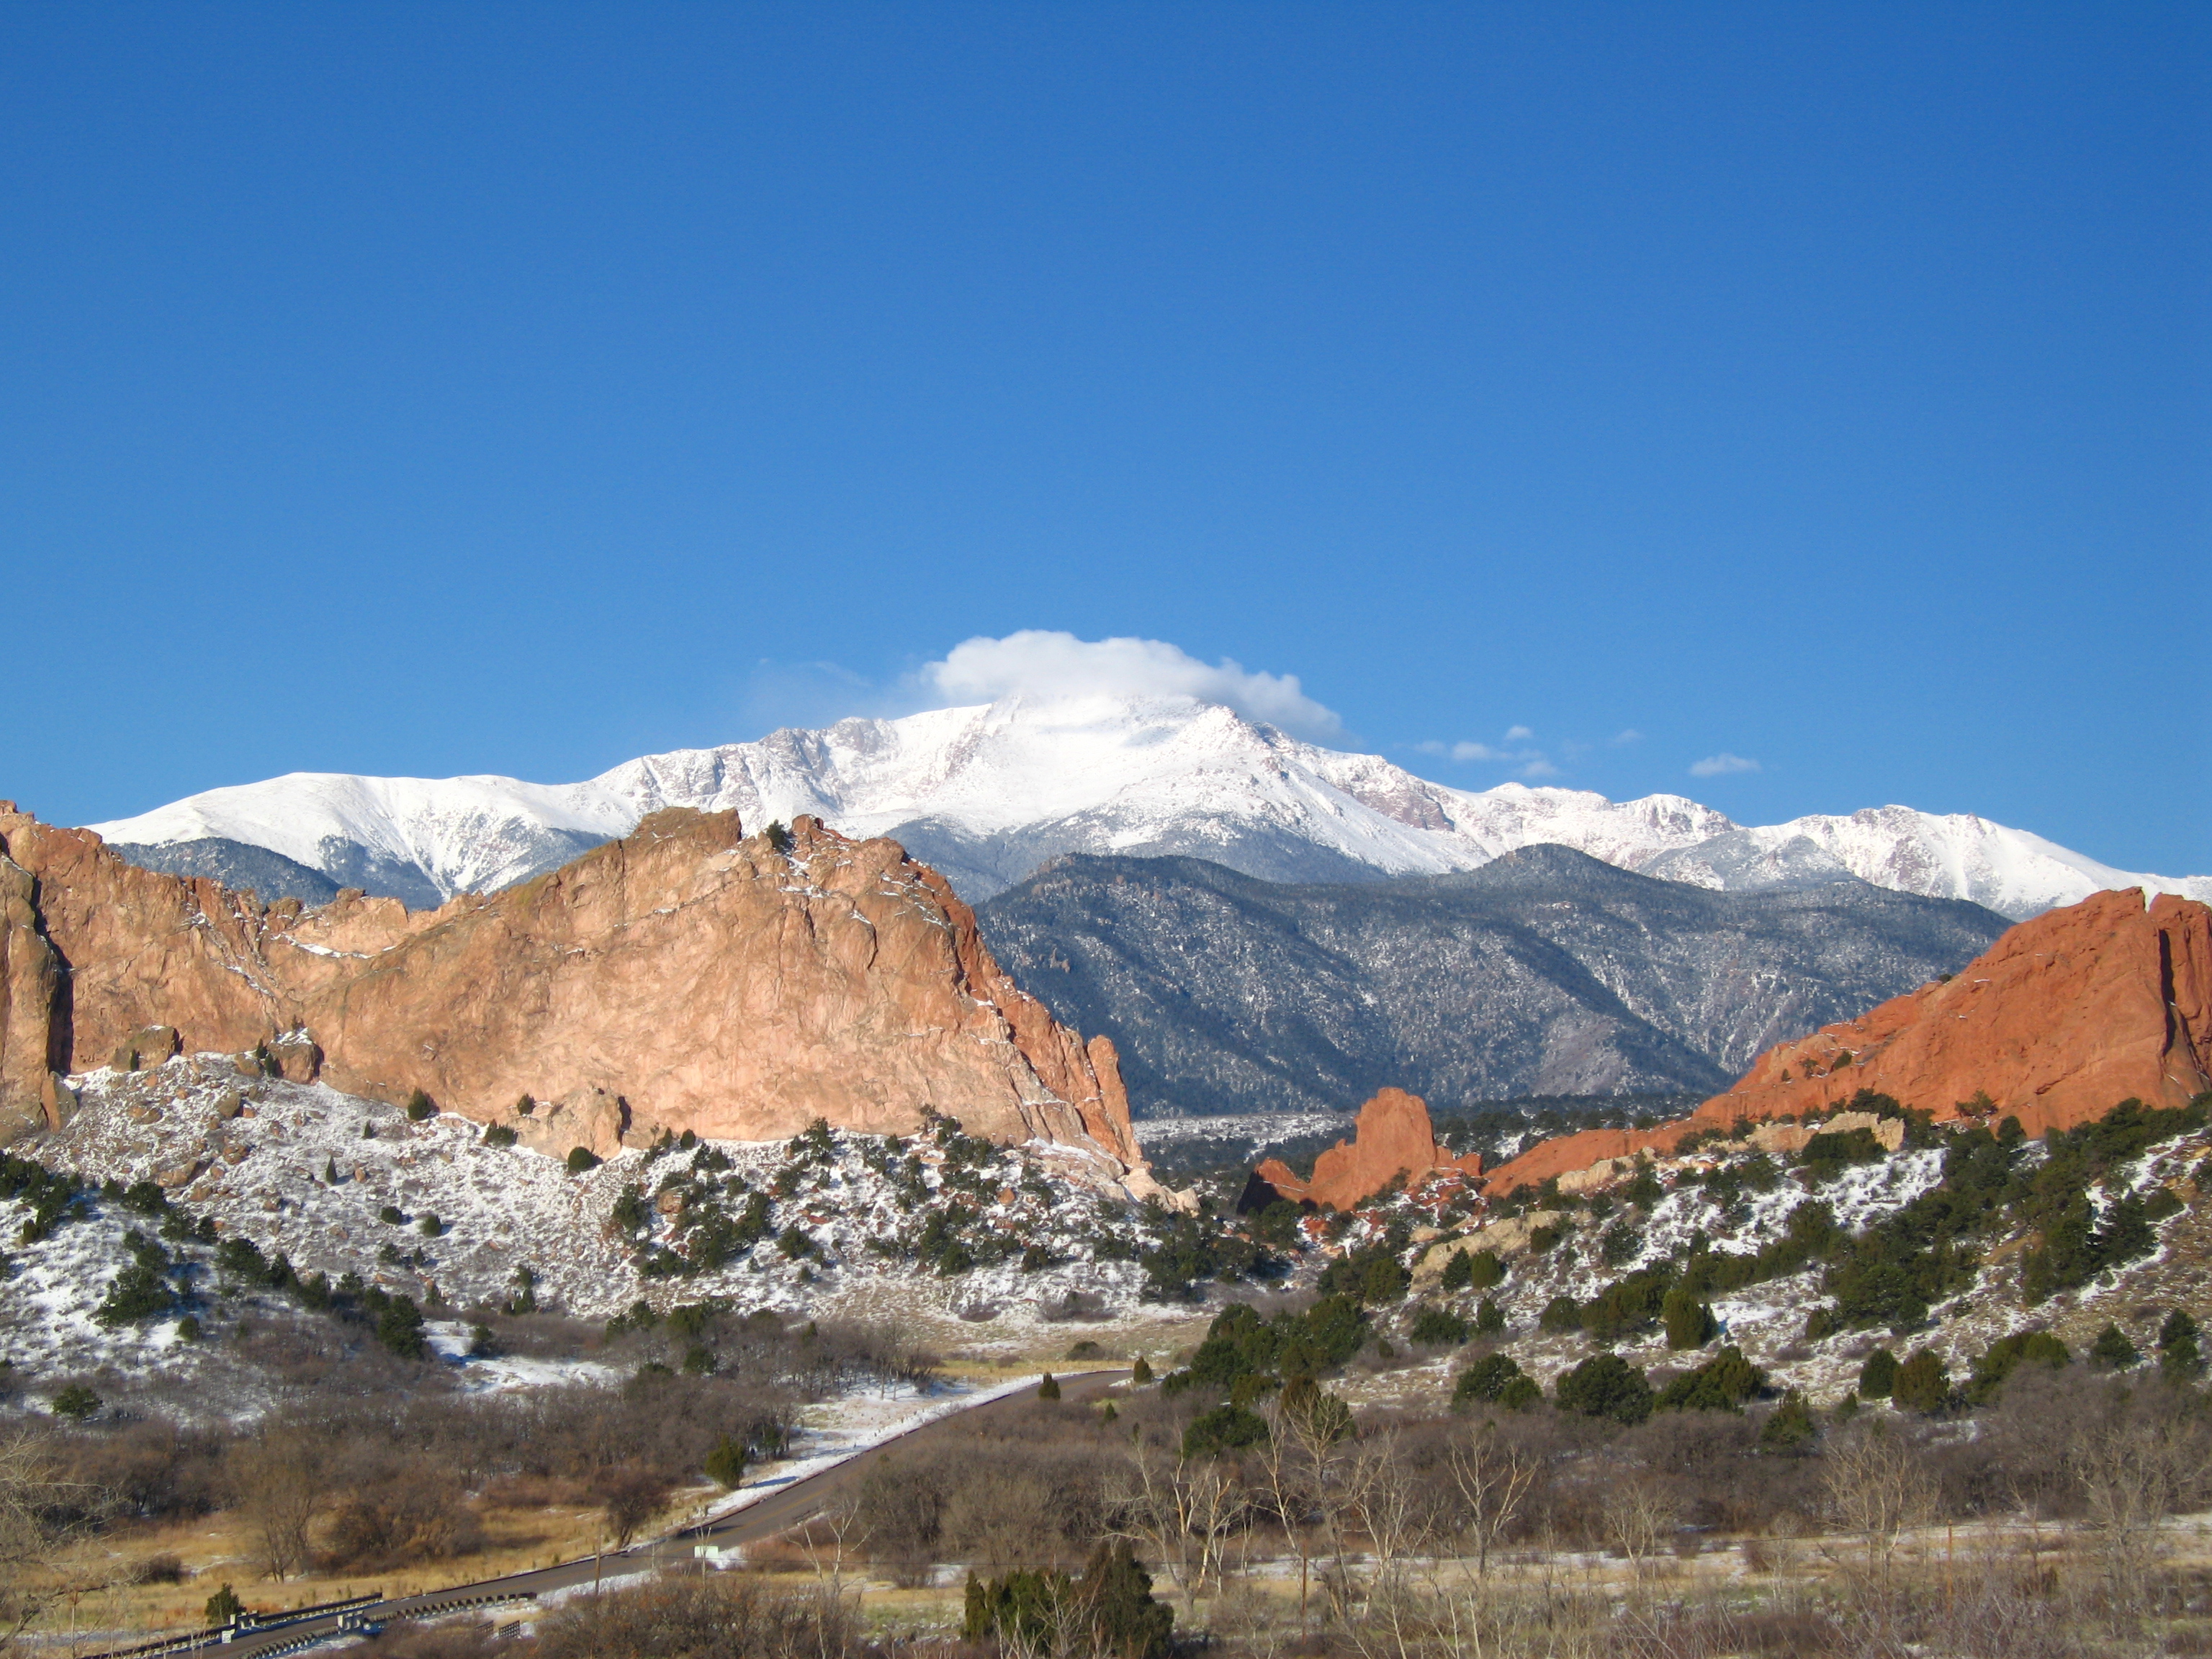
[704,1436,749,1488]
[1662,1285,1719,1349]
[1759,1389,1817,1450]
[1856,1348,1899,1399]
[1038,1371,1061,1401]
[2090,1323,2142,1370]
[1892,1349,1949,1413]
[1130,1355,1154,1385]
[2160,1309,2204,1379]
[1554,1353,1653,1424]
[1074,1539,1174,1659]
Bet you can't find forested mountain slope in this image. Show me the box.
[976,846,2010,1118]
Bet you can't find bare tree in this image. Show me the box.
[1254,1401,1321,1631]
[231,1426,329,1581]
[1822,1424,1932,1589]
[1110,1444,1246,1619]
[0,1430,92,1655]
[2071,1413,2212,1627]
[1445,1419,1536,1578]
[1600,1475,1676,1583]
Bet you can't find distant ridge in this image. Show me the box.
[84,693,2211,919]
[975,845,2010,1117]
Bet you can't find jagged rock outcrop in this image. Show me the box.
[1482,889,2212,1193]
[0,802,1157,1189]
[1245,1087,1483,1212]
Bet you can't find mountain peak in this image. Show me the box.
[86,693,2210,920]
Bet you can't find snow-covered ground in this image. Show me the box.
[1343,1114,2206,1410]
[86,692,2209,917]
[0,1052,1202,1411]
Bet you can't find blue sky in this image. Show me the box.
[4,4,2206,872]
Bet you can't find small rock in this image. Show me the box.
[211,1090,243,1120]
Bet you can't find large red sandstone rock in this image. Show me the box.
[1483,889,2212,1194]
[1252,1087,1483,1212]
[0,804,1153,1186]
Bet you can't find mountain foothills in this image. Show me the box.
[976,845,2010,1116]
[89,693,2211,919]
[0,802,1158,1195]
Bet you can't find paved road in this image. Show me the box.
[215,1368,1127,1656]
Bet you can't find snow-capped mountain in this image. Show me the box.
[86,693,2210,920]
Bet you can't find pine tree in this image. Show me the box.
[2160,1309,2204,1379]
[323,1158,338,1185]
[704,1436,749,1488]
[1130,1356,1154,1384]
[1856,1348,1899,1399]
[1892,1349,1949,1413]
[1038,1371,1061,1401]
[1662,1285,1718,1349]
[2090,1323,2142,1370]
[1759,1389,1817,1449]
[1441,1249,1474,1292]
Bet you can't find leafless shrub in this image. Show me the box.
[322,1449,484,1570]
[534,1573,853,1659]
[1040,1291,1111,1322]
[130,1552,187,1585]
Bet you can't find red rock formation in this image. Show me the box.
[0,803,1155,1184]
[1251,1087,1483,1212]
[1483,889,2212,1194]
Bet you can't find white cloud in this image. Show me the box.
[1520,758,1562,779]
[1610,729,1643,746]
[917,631,1341,734]
[1451,741,1508,762]
[1503,724,1534,742]
[1689,752,1761,777]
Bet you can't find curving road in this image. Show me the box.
[211,1368,1128,1656]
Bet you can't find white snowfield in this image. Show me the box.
[88,693,2209,920]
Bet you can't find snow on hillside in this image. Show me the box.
[15,1051,1182,1383]
[86,693,2209,919]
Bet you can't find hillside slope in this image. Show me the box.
[976,846,2010,1118]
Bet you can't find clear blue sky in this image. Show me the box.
[4,4,2206,872]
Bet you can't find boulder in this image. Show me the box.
[109,1026,181,1073]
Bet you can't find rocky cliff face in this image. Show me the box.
[1481,889,2212,1193]
[0,803,1154,1189]
[1246,1088,1483,1212]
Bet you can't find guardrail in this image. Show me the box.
[79,1592,385,1658]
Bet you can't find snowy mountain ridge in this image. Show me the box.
[87,693,2209,920]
